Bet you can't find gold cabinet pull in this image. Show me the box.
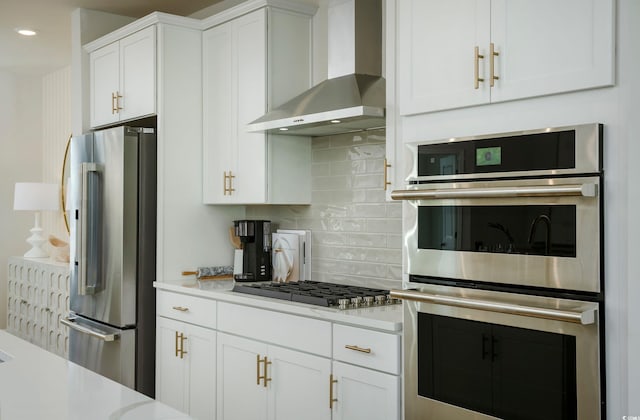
[175,332,187,358]
[228,171,235,195]
[490,43,500,87]
[474,46,485,89]
[263,356,272,387]
[172,306,189,312]
[383,158,391,191]
[256,355,272,387]
[256,354,261,385]
[223,171,236,195]
[179,334,188,359]
[345,344,372,354]
[329,374,338,409]
[112,91,123,114]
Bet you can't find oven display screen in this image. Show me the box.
[476,146,501,166]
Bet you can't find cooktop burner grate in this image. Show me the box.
[232,280,400,309]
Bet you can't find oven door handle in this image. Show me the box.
[390,183,597,200]
[390,289,597,325]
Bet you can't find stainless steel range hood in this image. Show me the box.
[247,0,384,137]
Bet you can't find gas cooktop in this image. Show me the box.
[232,280,401,310]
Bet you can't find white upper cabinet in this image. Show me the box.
[203,9,267,204]
[397,0,615,115]
[89,26,156,127]
[202,5,314,205]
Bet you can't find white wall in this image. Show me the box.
[41,67,72,244]
[0,70,43,328]
[394,0,639,417]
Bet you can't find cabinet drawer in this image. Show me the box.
[156,290,216,329]
[217,302,332,357]
[333,324,401,375]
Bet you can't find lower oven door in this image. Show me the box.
[392,286,602,420]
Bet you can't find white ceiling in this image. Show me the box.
[0,0,224,75]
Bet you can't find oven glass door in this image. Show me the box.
[399,286,602,420]
[403,176,601,293]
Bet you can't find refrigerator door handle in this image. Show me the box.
[61,317,119,342]
[78,162,100,295]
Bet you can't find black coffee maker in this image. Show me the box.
[234,220,272,282]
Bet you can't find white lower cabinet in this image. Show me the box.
[155,293,401,420]
[217,332,331,420]
[156,291,217,419]
[331,361,400,420]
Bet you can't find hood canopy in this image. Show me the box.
[247,0,384,136]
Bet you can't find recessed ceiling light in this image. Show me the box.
[279,127,289,131]
[330,120,341,124]
[16,28,37,37]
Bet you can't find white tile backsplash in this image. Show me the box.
[246,129,402,289]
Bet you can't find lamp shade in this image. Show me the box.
[14,182,60,211]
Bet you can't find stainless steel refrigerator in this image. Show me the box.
[62,125,156,398]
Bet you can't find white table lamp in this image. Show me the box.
[13,182,60,258]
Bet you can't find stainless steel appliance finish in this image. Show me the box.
[65,125,156,397]
[399,175,601,293]
[247,0,385,136]
[232,281,401,309]
[392,123,603,294]
[62,315,136,388]
[403,123,601,183]
[393,123,605,419]
[392,284,602,420]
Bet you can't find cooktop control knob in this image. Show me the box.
[338,298,350,310]
[375,295,387,305]
[351,296,363,307]
[363,296,375,306]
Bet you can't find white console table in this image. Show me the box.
[6,256,70,358]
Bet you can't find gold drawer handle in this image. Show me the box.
[172,306,189,312]
[345,344,371,354]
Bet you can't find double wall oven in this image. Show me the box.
[391,124,605,420]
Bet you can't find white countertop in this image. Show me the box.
[154,281,403,333]
[0,330,191,420]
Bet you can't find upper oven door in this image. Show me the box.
[395,175,601,293]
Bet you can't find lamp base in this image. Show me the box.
[24,225,48,259]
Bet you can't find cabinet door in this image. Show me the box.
[119,26,156,121]
[268,345,331,420]
[156,317,216,419]
[89,42,120,127]
[203,22,235,204]
[185,323,217,420]
[156,317,189,413]
[490,0,614,103]
[217,333,268,420]
[332,361,400,420]
[397,0,491,115]
[233,9,267,204]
